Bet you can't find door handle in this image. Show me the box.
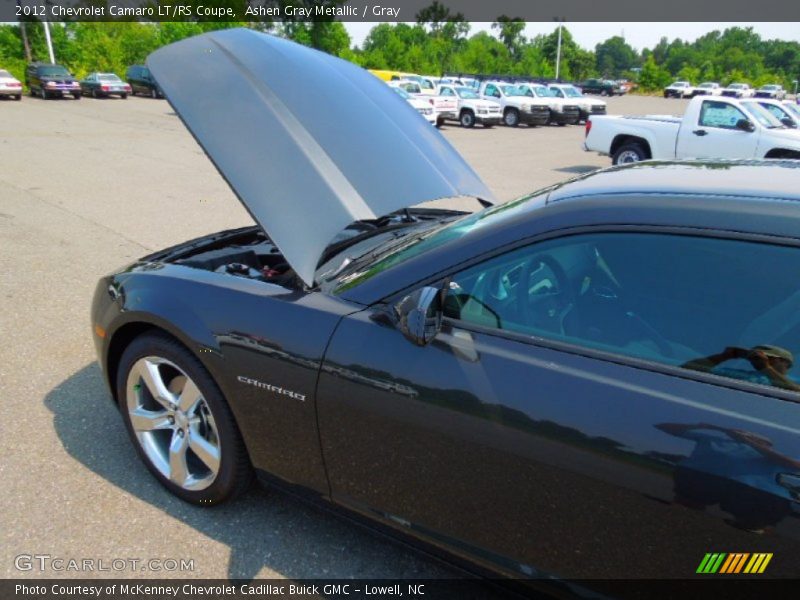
[692,129,708,136]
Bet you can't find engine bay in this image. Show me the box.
[167,210,461,289]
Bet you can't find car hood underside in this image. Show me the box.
[147,28,494,286]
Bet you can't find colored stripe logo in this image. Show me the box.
[697,553,773,574]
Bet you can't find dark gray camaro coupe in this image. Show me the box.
[92,28,800,589]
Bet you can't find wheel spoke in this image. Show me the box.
[178,379,202,414]
[168,431,190,486]
[188,431,220,474]
[139,359,176,409]
[130,408,172,432]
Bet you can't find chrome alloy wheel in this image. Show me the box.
[125,356,221,491]
[616,150,642,164]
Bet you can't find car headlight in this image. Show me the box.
[521,103,531,112]
[46,81,56,87]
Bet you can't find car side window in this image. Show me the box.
[485,85,499,98]
[699,101,748,129]
[444,233,800,395]
[440,87,454,97]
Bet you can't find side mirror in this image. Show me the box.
[395,285,444,346]
[736,118,755,132]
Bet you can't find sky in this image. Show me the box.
[344,22,800,51]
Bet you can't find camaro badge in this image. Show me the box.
[237,375,306,401]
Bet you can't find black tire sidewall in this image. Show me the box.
[460,110,475,128]
[116,332,251,505]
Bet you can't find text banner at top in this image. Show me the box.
[7,0,800,23]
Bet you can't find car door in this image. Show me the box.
[677,99,761,158]
[317,229,800,580]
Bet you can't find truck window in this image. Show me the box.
[699,101,748,130]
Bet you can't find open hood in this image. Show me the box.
[147,28,494,286]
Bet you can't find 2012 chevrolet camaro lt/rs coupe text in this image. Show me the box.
[91,29,800,591]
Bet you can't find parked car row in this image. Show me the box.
[664,80,788,100]
[1,62,163,101]
[381,72,608,129]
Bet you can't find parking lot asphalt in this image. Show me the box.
[0,93,689,580]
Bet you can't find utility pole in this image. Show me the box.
[554,18,565,81]
[43,21,55,63]
[16,1,31,61]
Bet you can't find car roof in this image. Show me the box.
[548,160,800,205]
[338,160,800,304]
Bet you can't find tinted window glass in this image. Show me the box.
[444,234,800,394]
[699,101,748,129]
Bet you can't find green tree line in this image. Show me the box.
[1,17,798,93]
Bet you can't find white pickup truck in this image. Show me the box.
[663,81,695,98]
[517,83,581,125]
[437,84,502,127]
[478,81,551,127]
[584,95,800,164]
[391,79,458,127]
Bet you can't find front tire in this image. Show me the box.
[460,110,475,128]
[151,88,158,99]
[116,332,252,505]
[40,88,47,100]
[612,142,648,165]
[503,108,520,127]
[13,94,21,101]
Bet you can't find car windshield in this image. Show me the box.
[0,70,11,77]
[671,82,689,87]
[699,82,716,88]
[729,84,745,89]
[761,85,778,90]
[759,102,793,123]
[741,101,785,128]
[501,85,525,97]
[98,74,121,81]
[531,85,553,96]
[456,87,479,99]
[784,103,800,118]
[335,190,550,292]
[392,87,410,99]
[560,86,583,98]
[39,66,70,77]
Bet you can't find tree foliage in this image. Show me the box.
[0,15,798,95]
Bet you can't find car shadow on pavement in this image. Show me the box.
[45,363,447,581]
[555,165,600,174]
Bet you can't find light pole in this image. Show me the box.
[554,18,565,81]
[41,0,55,63]
[43,21,55,63]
